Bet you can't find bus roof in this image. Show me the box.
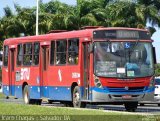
[4,27,148,45]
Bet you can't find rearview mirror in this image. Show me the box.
[153,47,157,64]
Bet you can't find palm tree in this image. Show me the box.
[1,0,160,37]
[135,0,160,35]
[104,0,160,35]
[0,6,15,39]
[65,0,107,30]
[39,1,73,32]
[14,4,36,36]
[105,1,138,27]
[137,0,160,10]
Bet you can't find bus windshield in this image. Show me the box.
[94,42,154,78]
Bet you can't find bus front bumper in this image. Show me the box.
[91,87,154,102]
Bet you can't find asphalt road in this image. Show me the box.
[1,97,160,115]
[87,104,160,114]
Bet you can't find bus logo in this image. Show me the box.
[20,68,30,80]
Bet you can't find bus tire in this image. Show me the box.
[36,99,42,105]
[23,85,42,105]
[23,85,32,104]
[72,86,86,108]
[64,102,73,107]
[124,102,138,112]
[139,103,144,106]
[6,96,9,99]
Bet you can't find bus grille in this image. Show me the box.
[107,87,144,92]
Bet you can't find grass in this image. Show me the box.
[0,93,159,121]
[0,102,155,121]
[0,92,5,99]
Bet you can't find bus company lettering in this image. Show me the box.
[72,73,80,78]
[21,68,30,80]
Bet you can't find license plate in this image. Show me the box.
[122,95,132,99]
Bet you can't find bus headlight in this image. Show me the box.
[94,77,103,88]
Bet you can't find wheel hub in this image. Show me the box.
[74,92,80,106]
[24,92,29,104]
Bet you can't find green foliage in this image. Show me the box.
[0,101,155,121]
[155,63,160,77]
[0,93,5,99]
[0,0,160,39]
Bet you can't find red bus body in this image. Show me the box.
[2,27,155,108]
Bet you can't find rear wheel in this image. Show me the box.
[72,86,86,108]
[124,102,138,112]
[35,99,42,105]
[23,85,31,104]
[64,102,73,107]
[23,85,41,105]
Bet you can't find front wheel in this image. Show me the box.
[72,86,86,108]
[124,102,138,112]
[139,103,144,106]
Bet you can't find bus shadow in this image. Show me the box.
[86,104,160,113]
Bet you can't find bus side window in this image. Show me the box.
[17,44,23,66]
[56,40,67,65]
[3,45,9,67]
[33,42,40,65]
[50,41,55,65]
[23,43,32,66]
[68,38,79,65]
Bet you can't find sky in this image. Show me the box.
[0,0,160,62]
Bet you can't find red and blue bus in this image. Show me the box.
[2,27,156,111]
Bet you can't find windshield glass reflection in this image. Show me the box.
[94,42,154,78]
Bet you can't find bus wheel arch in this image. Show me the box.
[22,82,28,102]
[22,82,41,105]
[63,82,78,107]
[71,83,86,108]
[22,82,28,93]
[23,84,31,104]
[71,82,78,96]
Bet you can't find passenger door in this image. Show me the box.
[9,48,16,96]
[40,45,49,97]
[82,42,90,100]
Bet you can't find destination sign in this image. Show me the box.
[93,30,150,40]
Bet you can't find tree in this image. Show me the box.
[0,0,160,37]
[155,63,160,77]
[104,0,160,35]
[0,6,15,39]
[14,4,36,36]
[105,1,138,27]
[135,1,160,35]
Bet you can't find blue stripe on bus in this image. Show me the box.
[91,86,155,95]
[3,85,154,100]
[3,85,72,101]
[15,86,23,98]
